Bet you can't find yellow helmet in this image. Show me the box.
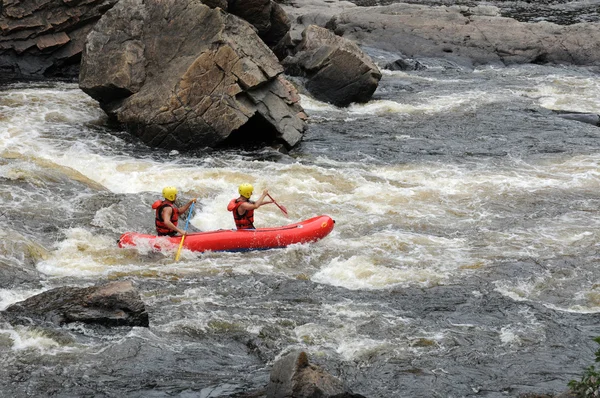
[162,186,178,201]
[238,183,253,199]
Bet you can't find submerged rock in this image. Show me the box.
[555,112,600,127]
[267,350,367,398]
[79,0,306,151]
[0,231,46,289]
[2,280,149,327]
[384,58,427,71]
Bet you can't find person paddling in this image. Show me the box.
[227,183,273,230]
[152,186,196,236]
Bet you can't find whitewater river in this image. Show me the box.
[1,62,599,397]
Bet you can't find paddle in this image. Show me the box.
[175,201,195,261]
[267,193,288,216]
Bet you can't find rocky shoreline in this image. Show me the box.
[2,0,598,151]
[338,0,600,24]
[281,0,600,68]
[2,0,598,80]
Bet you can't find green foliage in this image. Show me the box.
[568,337,600,397]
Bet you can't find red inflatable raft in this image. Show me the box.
[118,215,335,253]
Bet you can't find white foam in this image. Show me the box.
[36,228,136,277]
[1,78,599,309]
[312,255,448,290]
[499,327,521,345]
[0,289,46,311]
[336,338,394,361]
[299,94,339,112]
[0,327,62,352]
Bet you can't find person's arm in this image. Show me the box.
[162,206,186,235]
[178,198,197,215]
[239,190,272,213]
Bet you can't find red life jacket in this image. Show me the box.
[152,200,179,236]
[227,198,255,229]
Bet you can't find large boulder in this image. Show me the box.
[0,0,118,79]
[79,0,306,150]
[281,25,381,107]
[2,280,149,328]
[0,0,289,81]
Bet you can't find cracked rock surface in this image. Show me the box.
[79,0,306,150]
[0,0,118,79]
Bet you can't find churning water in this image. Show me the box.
[1,63,599,397]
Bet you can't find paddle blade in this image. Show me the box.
[279,204,288,216]
[175,235,186,261]
[175,201,195,261]
[267,193,288,216]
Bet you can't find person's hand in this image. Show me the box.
[262,189,268,196]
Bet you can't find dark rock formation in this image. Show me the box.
[2,280,149,327]
[227,0,291,47]
[555,112,600,127]
[281,25,381,107]
[519,392,577,398]
[0,0,118,79]
[266,350,367,398]
[202,0,230,9]
[384,58,427,71]
[0,0,289,81]
[79,0,306,150]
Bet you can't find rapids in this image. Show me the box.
[1,63,599,397]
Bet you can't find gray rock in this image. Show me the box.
[280,0,600,67]
[282,25,381,107]
[273,12,334,60]
[384,58,427,71]
[267,350,367,398]
[519,392,577,398]
[0,0,118,79]
[227,0,291,47]
[327,3,600,66]
[2,280,149,327]
[79,0,306,150]
[202,0,229,9]
[555,112,600,127]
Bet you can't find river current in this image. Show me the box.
[1,62,599,397]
